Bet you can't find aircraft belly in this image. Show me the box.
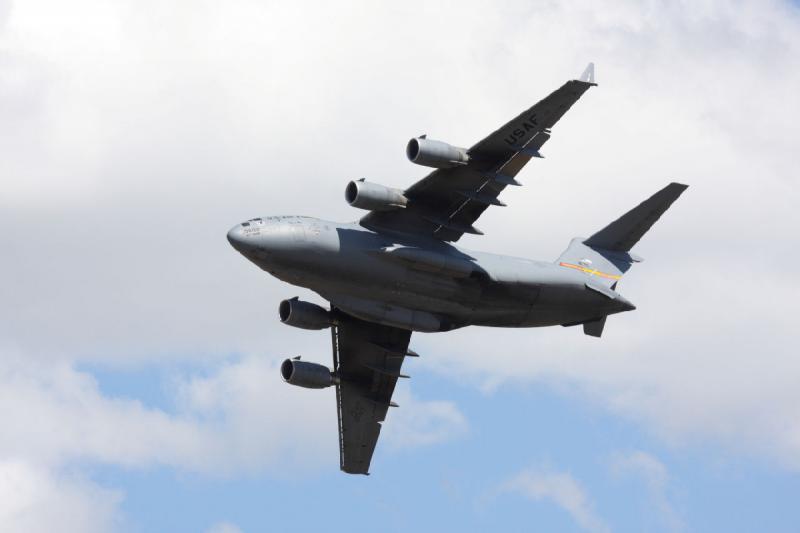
[293,254,474,324]
[307,263,548,329]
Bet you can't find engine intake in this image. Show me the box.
[281,358,336,389]
[345,179,407,211]
[279,297,331,330]
[406,137,470,168]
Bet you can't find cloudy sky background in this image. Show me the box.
[2,0,800,531]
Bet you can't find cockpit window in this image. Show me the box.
[241,222,250,227]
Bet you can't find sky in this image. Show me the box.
[1,0,800,531]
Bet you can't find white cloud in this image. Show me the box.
[611,451,683,532]
[172,355,337,474]
[0,351,339,474]
[173,355,466,470]
[500,468,610,533]
[0,458,121,533]
[0,348,451,530]
[0,350,465,528]
[0,351,216,470]
[401,2,800,471]
[2,0,800,529]
[382,383,468,449]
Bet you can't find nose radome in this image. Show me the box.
[227,224,245,251]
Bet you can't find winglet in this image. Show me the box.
[578,62,596,85]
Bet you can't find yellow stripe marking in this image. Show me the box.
[559,262,622,280]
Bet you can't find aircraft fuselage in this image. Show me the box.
[227,216,634,333]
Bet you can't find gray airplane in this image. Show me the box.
[227,64,687,474]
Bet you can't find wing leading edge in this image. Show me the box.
[361,64,597,242]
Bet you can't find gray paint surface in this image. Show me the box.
[226,64,687,474]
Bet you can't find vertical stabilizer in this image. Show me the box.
[557,182,688,287]
[557,182,688,337]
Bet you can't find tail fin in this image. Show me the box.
[557,182,688,337]
[557,182,688,287]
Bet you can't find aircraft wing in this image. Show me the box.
[330,309,413,474]
[361,63,597,242]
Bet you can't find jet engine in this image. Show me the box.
[279,297,331,330]
[345,179,407,211]
[406,136,470,168]
[280,358,337,389]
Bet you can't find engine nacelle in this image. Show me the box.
[280,358,336,389]
[279,297,331,330]
[345,179,407,211]
[406,137,470,169]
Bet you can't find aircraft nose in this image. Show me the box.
[227,224,246,251]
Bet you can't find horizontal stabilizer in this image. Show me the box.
[584,182,688,252]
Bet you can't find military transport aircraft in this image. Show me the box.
[227,64,687,474]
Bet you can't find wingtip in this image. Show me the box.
[666,182,689,194]
[578,62,596,85]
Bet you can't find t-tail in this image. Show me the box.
[557,182,689,337]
